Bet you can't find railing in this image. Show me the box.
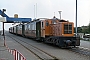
[6,46,26,60]
[14,49,26,60]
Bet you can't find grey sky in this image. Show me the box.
[0,0,90,30]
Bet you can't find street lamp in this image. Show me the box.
[58,11,62,20]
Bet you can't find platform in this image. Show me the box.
[0,35,14,60]
[0,31,38,60]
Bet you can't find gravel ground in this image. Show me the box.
[11,35,90,60]
[80,40,90,49]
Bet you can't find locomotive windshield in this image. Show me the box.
[64,24,72,34]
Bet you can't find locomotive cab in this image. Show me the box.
[43,19,80,47]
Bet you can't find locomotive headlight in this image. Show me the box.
[62,34,64,35]
[66,40,72,46]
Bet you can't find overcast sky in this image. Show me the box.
[0,0,90,30]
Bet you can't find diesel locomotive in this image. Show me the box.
[9,17,80,47]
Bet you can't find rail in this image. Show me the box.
[8,35,59,60]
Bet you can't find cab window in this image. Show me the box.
[52,20,57,24]
[46,21,49,26]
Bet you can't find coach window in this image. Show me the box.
[29,24,30,30]
[27,24,29,30]
[46,21,49,26]
[42,22,43,27]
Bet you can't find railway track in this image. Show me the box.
[7,34,90,59]
[45,43,90,57]
[69,47,90,57]
[7,35,59,60]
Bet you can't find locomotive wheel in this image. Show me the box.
[55,39,59,45]
[41,38,44,42]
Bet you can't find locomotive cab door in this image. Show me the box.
[36,21,41,37]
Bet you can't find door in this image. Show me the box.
[36,21,41,37]
[22,24,25,36]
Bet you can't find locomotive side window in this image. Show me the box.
[46,21,49,26]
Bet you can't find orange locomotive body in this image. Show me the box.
[49,22,74,36]
[34,18,80,47]
[43,18,74,37]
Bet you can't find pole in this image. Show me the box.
[2,9,6,46]
[2,22,4,36]
[36,3,37,18]
[2,21,6,46]
[34,5,35,18]
[76,0,77,36]
[58,11,62,20]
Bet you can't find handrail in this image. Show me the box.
[14,49,26,60]
[6,45,26,60]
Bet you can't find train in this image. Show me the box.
[9,16,80,47]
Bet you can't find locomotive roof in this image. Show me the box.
[59,20,68,22]
[24,18,69,25]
